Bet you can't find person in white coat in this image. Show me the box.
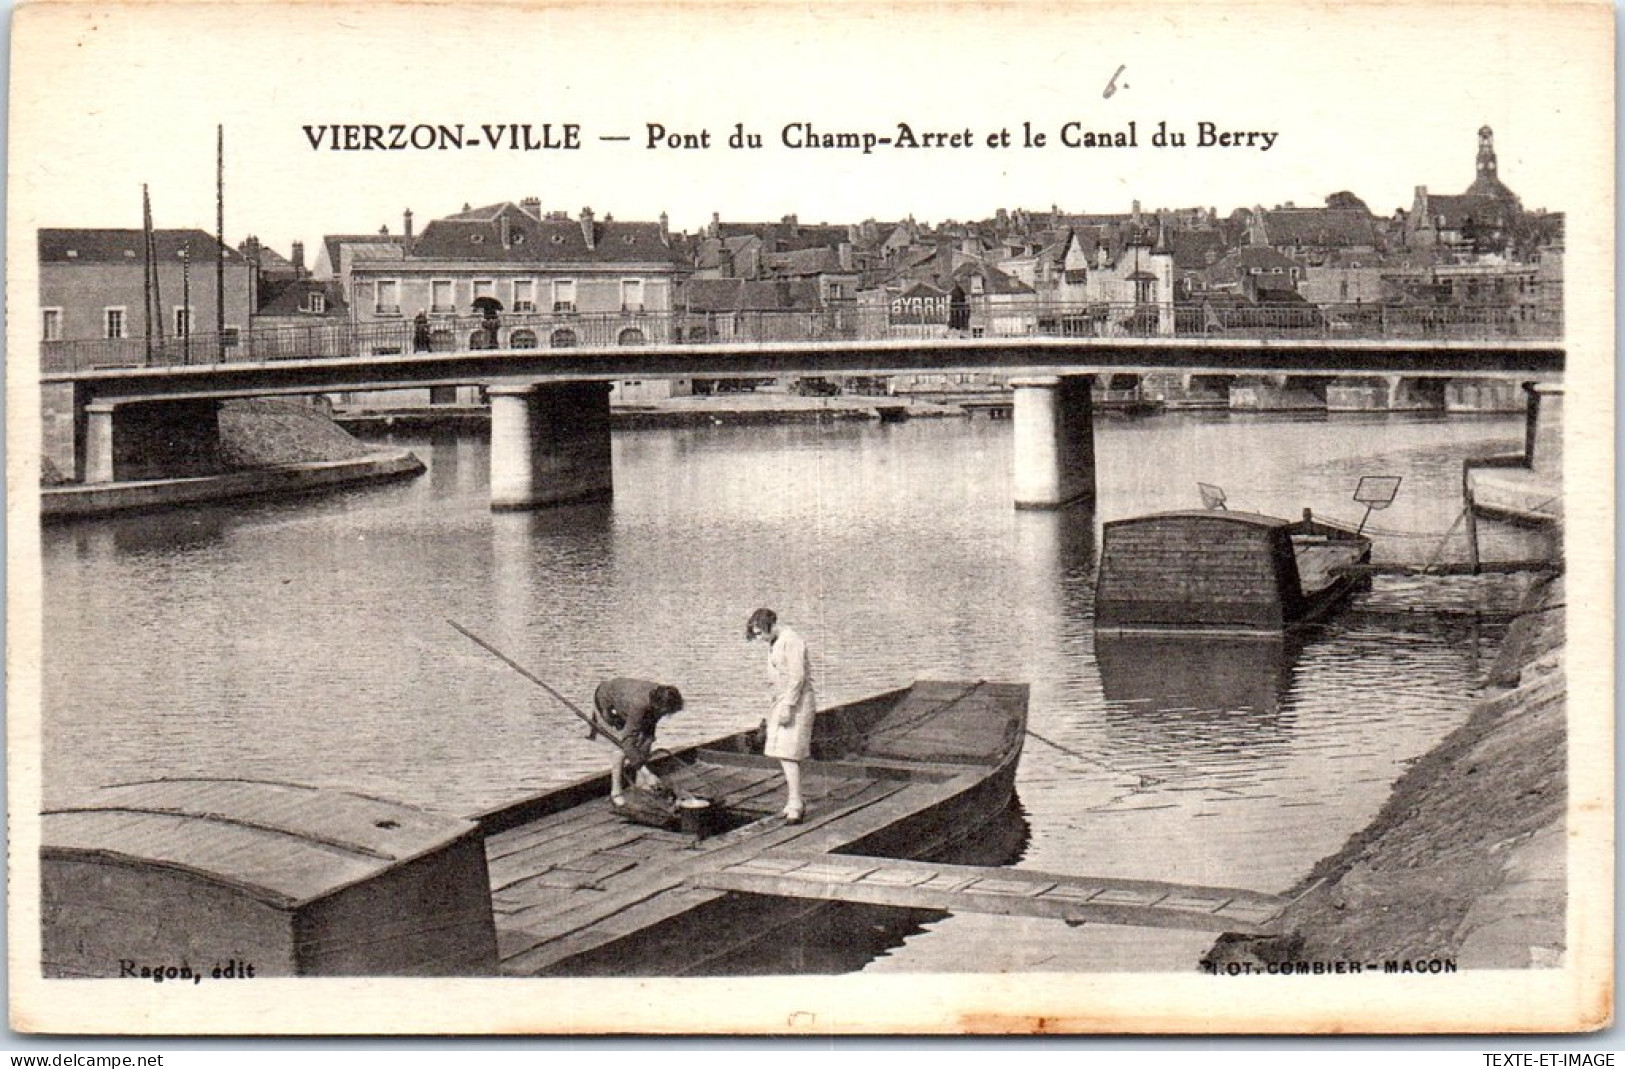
[746,607,816,823]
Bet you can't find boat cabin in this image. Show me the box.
[41,779,498,977]
[1095,510,1370,634]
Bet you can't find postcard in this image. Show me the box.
[7,0,1613,1035]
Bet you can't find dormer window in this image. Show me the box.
[470,233,484,244]
[304,292,327,314]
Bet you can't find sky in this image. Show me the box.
[8,3,1612,260]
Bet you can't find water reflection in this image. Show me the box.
[56,508,231,560]
[1093,632,1306,765]
[1095,631,1305,717]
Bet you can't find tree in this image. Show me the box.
[1326,191,1372,214]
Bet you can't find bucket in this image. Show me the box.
[675,796,716,839]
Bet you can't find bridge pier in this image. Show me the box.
[80,398,224,484]
[488,382,614,510]
[1229,375,1327,412]
[1011,375,1095,510]
[1446,379,1525,413]
[1526,382,1563,476]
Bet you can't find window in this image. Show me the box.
[553,280,577,313]
[375,280,400,316]
[223,326,241,348]
[513,279,536,312]
[104,307,127,339]
[550,328,578,348]
[509,328,538,349]
[431,280,455,313]
[617,327,646,346]
[304,292,327,314]
[473,280,495,302]
[621,279,644,313]
[42,308,62,341]
[173,307,194,335]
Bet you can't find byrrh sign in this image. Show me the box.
[889,282,950,323]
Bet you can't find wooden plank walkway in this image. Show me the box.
[695,852,1290,934]
[487,759,959,975]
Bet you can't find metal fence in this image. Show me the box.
[40,301,1563,374]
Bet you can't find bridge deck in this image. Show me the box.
[695,851,1290,934]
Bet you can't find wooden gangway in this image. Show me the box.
[697,851,1291,934]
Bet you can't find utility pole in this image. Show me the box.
[142,185,154,361]
[216,124,226,360]
[182,247,192,364]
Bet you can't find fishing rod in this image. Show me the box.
[446,620,698,796]
[448,619,628,747]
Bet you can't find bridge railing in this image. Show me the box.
[39,301,1562,374]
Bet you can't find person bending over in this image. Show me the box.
[591,677,685,806]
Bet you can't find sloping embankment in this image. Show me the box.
[217,398,380,466]
[1210,574,1566,968]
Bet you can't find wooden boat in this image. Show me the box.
[42,678,1301,978]
[1094,508,1371,635]
[475,678,1030,976]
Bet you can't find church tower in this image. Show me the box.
[1476,125,1498,182]
[1466,125,1521,207]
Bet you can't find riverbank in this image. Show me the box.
[1206,572,1567,971]
[42,399,424,519]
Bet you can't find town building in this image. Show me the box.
[39,228,253,352]
[346,201,687,350]
[1406,126,1523,257]
[38,227,254,473]
[337,201,688,407]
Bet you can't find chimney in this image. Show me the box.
[709,212,721,239]
[718,243,735,277]
[520,197,541,218]
[379,224,389,235]
[1131,199,1142,225]
[291,240,306,277]
[240,235,261,266]
[838,242,853,271]
[500,214,511,249]
[403,208,414,240]
[579,207,596,249]
[659,211,670,244]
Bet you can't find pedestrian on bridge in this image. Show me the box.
[412,311,432,353]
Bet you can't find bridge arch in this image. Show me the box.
[509,329,538,350]
[617,327,646,346]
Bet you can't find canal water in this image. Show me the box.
[40,410,1552,973]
